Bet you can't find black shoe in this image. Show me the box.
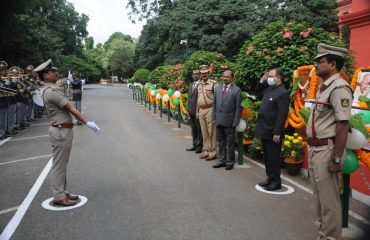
[14,126,24,130]
[263,183,282,191]
[195,148,202,153]
[213,162,226,168]
[258,179,271,187]
[0,136,5,140]
[186,147,197,151]
[225,165,234,170]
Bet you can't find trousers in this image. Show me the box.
[199,108,216,157]
[216,126,236,165]
[189,113,203,149]
[48,126,73,201]
[261,139,283,185]
[309,142,342,240]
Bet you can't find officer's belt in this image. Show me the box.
[51,123,74,128]
[307,137,333,146]
[199,104,213,109]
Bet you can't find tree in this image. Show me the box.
[85,37,95,50]
[133,68,150,84]
[57,55,101,81]
[103,32,136,79]
[131,0,339,70]
[0,0,89,66]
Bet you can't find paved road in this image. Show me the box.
[0,85,369,240]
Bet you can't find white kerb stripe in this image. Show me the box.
[0,158,52,240]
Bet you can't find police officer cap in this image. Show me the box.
[199,65,210,73]
[34,59,58,73]
[9,66,21,79]
[315,43,348,60]
[26,65,34,71]
[0,61,8,70]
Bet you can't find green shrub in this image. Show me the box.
[133,68,150,84]
[182,51,233,85]
[148,65,182,90]
[234,20,352,92]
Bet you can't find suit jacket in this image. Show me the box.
[255,82,290,140]
[212,83,242,127]
[188,81,199,116]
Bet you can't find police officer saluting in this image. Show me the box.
[35,59,100,206]
[307,44,352,240]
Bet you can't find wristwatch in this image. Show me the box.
[333,157,341,164]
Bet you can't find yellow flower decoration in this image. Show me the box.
[293,133,298,137]
[293,139,299,144]
[291,150,296,157]
[297,136,303,141]
[284,140,290,146]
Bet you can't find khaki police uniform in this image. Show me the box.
[198,78,217,158]
[307,73,352,240]
[43,83,74,201]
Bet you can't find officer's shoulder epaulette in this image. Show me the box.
[328,77,353,100]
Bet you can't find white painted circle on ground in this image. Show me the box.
[255,184,295,195]
[42,195,88,211]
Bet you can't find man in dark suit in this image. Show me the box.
[186,70,203,153]
[212,70,241,170]
[255,68,290,190]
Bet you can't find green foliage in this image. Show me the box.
[57,55,101,80]
[133,68,151,84]
[299,108,311,125]
[148,65,182,89]
[182,51,232,84]
[243,100,261,140]
[0,0,89,66]
[234,20,349,92]
[247,137,262,157]
[131,0,339,70]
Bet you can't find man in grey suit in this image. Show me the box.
[186,69,203,153]
[212,70,241,170]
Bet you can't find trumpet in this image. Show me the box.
[0,86,18,96]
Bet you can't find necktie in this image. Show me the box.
[222,85,228,101]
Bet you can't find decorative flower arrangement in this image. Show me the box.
[282,133,305,164]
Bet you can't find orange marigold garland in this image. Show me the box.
[307,68,318,99]
[287,65,314,129]
[355,149,370,169]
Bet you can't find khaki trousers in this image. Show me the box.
[48,127,73,201]
[199,108,216,157]
[309,141,342,240]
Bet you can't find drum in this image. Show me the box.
[32,88,44,107]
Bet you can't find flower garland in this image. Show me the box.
[307,68,318,99]
[179,97,188,115]
[355,149,370,169]
[287,65,314,129]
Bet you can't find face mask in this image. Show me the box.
[267,77,276,86]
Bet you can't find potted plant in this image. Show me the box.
[282,133,305,176]
[248,137,263,160]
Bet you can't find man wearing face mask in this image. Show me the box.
[307,44,352,240]
[255,68,290,191]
